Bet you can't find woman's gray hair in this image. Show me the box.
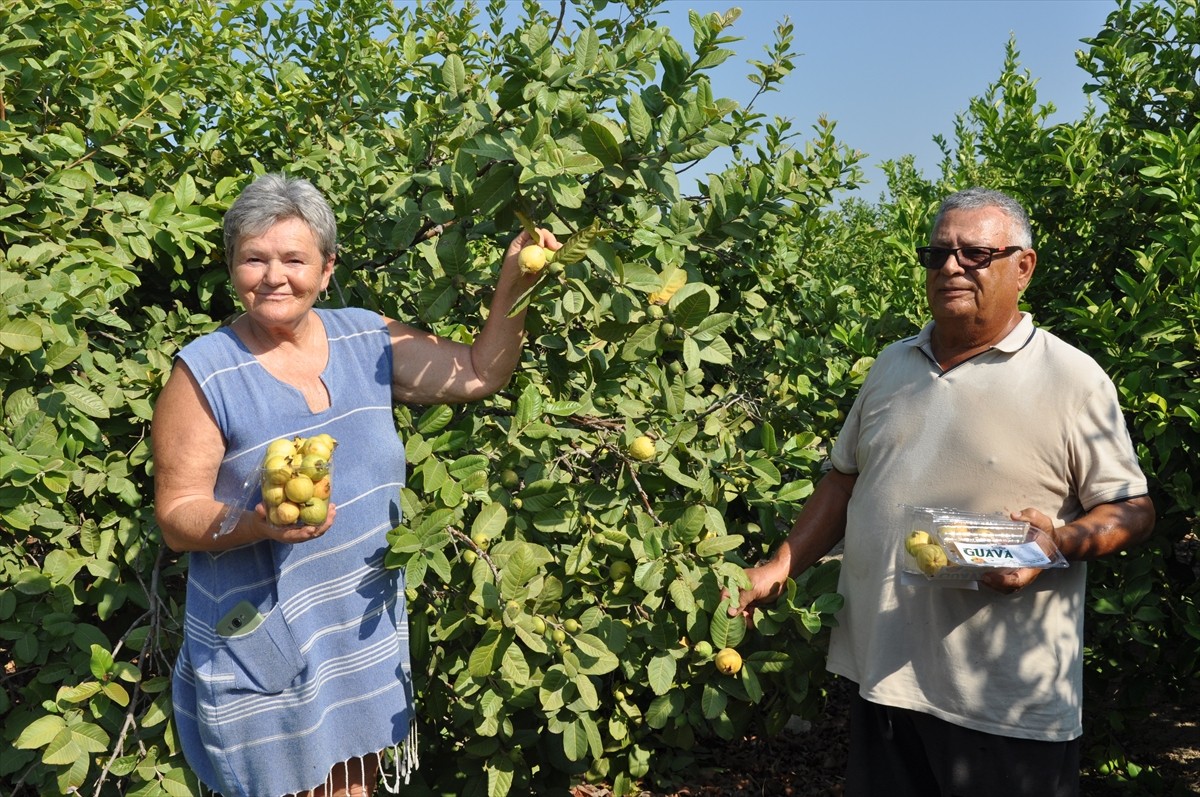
[933,187,1033,249]
[223,174,338,262]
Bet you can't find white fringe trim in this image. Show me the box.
[196,719,419,796]
[382,717,421,794]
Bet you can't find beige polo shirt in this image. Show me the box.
[827,313,1147,741]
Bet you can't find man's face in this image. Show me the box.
[925,207,1036,332]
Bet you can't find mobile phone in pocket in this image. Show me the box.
[216,600,266,637]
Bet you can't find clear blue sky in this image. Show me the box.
[650,0,1114,190]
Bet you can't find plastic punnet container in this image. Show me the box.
[900,504,1068,583]
[214,435,335,538]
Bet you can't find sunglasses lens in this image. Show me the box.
[918,247,949,268]
[960,247,991,266]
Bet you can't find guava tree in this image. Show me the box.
[0,1,867,794]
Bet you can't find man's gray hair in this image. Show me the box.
[933,187,1033,249]
[223,174,338,262]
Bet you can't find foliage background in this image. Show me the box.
[0,0,1196,795]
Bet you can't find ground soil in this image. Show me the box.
[571,674,1200,797]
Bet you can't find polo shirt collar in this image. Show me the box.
[909,312,1036,359]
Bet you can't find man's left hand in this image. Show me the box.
[980,507,1056,595]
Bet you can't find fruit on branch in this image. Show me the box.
[714,647,742,675]
[628,435,656,462]
[518,244,553,275]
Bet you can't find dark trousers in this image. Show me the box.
[845,691,1080,797]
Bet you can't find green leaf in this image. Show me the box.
[813,592,845,614]
[60,383,110,418]
[412,508,455,539]
[710,601,746,649]
[701,682,728,718]
[0,319,43,352]
[419,278,459,321]
[464,132,513,160]
[582,119,623,166]
[441,53,466,95]
[89,644,115,679]
[470,164,516,216]
[620,323,660,362]
[574,27,599,75]
[500,545,538,597]
[49,168,94,191]
[626,94,653,145]
[448,454,489,480]
[519,480,568,513]
[42,340,87,372]
[646,653,677,695]
[173,174,198,208]
[514,384,544,428]
[776,480,814,503]
[695,534,744,558]
[747,458,781,485]
[141,693,171,728]
[646,693,681,729]
[660,456,700,489]
[667,579,696,612]
[690,312,736,341]
[71,720,110,752]
[698,336,733,365]
[670,284,718,328]
[159,92,184,116]
[418,459,447,493]
[500,640,531,685]
[740,663,763,703]
[56,753,90,793]
[469,628,506,677]
[544,400,582,416]
[571,633,619,675]
[487,753,516,797]
[102,681,131,707]
[561,717,590,761]
[471,503,509,539]
[553,219,602,266]
[43,726,82,765]
[161,768,196,797]
[406,436,433,465]
[15,715,66,749]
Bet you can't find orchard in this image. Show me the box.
[1,1,1197,796]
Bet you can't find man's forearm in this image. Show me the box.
[1053,495,1155,560]
[763,468,856,581]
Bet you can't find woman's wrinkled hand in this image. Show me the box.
[253,502,338,544]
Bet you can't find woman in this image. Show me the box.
[152,174,558,797]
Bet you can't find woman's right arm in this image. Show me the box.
[152,361,334,552]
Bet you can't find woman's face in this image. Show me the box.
[230,217,332,328]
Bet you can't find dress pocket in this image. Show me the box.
[222,606,306,694]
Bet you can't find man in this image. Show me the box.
[736,187,1155,797]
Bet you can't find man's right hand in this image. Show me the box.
[729,560,789,625]
[725,467,856,624]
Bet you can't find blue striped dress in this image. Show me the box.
[171,308,413,797]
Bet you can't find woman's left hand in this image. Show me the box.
[503,227,562,282]
[385,226,562,406]
[253,501,338,545]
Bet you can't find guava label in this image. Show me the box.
[949,540,1051,567]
